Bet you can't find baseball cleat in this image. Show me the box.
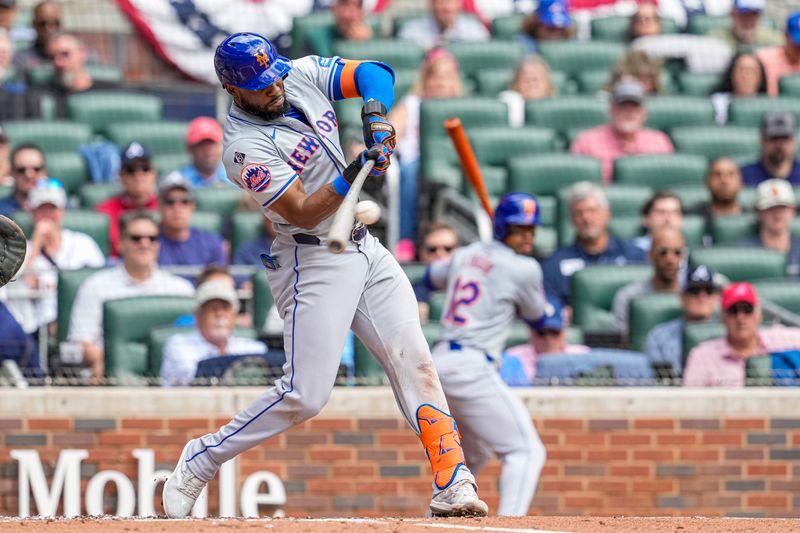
[162,441,207,518]
[429,480,489,517]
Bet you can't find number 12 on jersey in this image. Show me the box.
[444,277,481,326]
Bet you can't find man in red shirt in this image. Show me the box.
[756,11,800,96]
[96,141,158,257]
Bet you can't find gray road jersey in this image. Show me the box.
[430,241,547,358]
[221,55,350,237]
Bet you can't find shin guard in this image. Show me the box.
[416,404,466,490]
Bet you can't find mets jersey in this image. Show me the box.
[221,55,355,237]
[428,241,547,358]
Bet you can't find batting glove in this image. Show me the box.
[361,100,396,151]
[343,144,392,183]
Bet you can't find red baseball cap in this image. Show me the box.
[186,117,223,146]
[721,282,759,311]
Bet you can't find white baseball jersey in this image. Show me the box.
[221,55,349,237]
[429,240,547,358]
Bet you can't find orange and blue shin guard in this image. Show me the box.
[416,404,466,490]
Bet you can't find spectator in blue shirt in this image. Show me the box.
[174,116,227,188]
[157,174,226,273]
[542,181,646,315]
[0,143,47,217]
[0,299,38,373]
[741,111,800,187]
[232,215,275,269]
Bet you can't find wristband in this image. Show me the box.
[332,175,351,197]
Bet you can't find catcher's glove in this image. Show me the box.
[0,215,26,288]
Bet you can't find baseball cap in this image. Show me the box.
[158,172,193,199]
[787,11,800,46]
[30,178,67,209]
[721,282,759,311]
[733,0,764,13]
[611,79,645,105]
[761,111,796,138]
[120,141,152,165]
[684,264,720,292]
[195,280,239,310]
[756,178,796,210]
[187,116,223,146]
[534,296,564,333]
[537,0,572,29]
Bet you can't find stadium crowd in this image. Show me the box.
[1,0,800,387]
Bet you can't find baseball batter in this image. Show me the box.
[161,33,488,518]
[426,193,549,516]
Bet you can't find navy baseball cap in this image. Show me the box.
[788,11,800,46]
[120,141,152,165]
[537,0,572,29]
[534,296,564,332]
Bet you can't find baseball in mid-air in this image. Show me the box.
[355,200,381,225]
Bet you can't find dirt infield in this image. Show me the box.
[2,516,800,532]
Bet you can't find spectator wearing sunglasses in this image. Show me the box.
[0,143,46,216]
[645,264,722,377]
[739,179,800,277]
[413,222,460,324]
[683,282,800,387]
[67,211,194,378]
[156,174,226,274]
[612,227,685,335]
[97,142,159,257]
[13,1,61,78]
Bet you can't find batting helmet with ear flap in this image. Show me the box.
[493,192,541,241]
[214,32,292,90]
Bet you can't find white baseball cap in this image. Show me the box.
[30,178,67,209]
[734,0,765,13]
[756,179,796,210]
[195,280,238,310]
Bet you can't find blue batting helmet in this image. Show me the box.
[493,192,541,241]
[214,32,292,90]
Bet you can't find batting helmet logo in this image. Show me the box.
[241,163,272,192]
[255,49,270,69]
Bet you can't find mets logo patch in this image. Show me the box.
[241,163,271,192]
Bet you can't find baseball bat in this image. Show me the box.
[444,117,494,218]
[327,160,375,254]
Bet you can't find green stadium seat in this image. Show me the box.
[193,186,243,219]
[591,15,678,41]
[537,195,557,227]
[473,67,513,96]
[683,321,725,361]
[608,214,643,240]
[470,126,557,166]
[57,267,103,343]
[614,154,708,188]
[27,64,123,86]
[393,68,418,98]
[232,211,265,257]
[190,211,223,236]
[740,187,758,210]
[535,226,558,259]
[676,72,721,97]
[682,215,705,248]
[689,246,786,282]
[8,210,31,236]
[428,291,447,322]
[463,165,507,197]
[571,264,652,331]
[446,41,525,79]
[645,96,715,131]
[251,270,275,333]
[153,152,192,176]
[46,152,90,195]
[670,126,760,160]
[353,336,388,384]
[0,185,10,198]
[710,213,757,244]
[605,184,654,216]
[106,121,189,156]
[538,41,625,78]
[290,10,334,57]
[103,296,195,381]
[3,120,93,153]
[491,14,524,38]
[686,14,730,35]
[779,74,800,97]
[575,69,675,95]
[727,97,800,128]
[304,17,381,56]
[752,279,800,315]
[669,184,708,212]
[628,292,682,352]
[524,96,607,135]
[332,40,425,70]
[420,321,441,348]
[67,92,163,136]
[148,325,258,379]
[63,210,111,256]
[401,262,427,284]
[79,183,122,208]
[508,154,602,196]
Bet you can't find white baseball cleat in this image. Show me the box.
[429,480,489,517]
[162,441,207,518]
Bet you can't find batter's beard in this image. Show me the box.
[239,97,291,121]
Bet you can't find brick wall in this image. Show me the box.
[1,388,800,518]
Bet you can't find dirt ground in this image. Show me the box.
[1,516,799,533]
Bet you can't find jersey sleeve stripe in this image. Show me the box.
[261,173,299,208]
[338,60,364,99]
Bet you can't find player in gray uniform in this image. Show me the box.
[425,193,549,516]
[161,33,488,518]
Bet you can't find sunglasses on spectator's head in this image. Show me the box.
[725,303,755,316]
[686,286,714,296]
[425,245,454,254]
[655,247,684,258]
[14,165,44,174]
[126,233,158,243]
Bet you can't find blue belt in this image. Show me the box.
[448,341,494,364]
